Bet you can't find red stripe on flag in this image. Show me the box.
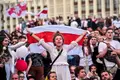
[27,32,85,45]
[41,10,47,14]
[8,8,15,15]
[37,9,48,16]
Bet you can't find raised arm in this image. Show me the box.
[66,31,88,52]
[26,27,41,41]
[26,28,53,53]
[75,31,87,43]
[97,42,108,58]
[8,41,27,50]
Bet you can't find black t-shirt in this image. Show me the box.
[113,69,120,80]
[26,53,44,67]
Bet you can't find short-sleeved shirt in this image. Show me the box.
[98,40,120,67]
[26,53,44,67]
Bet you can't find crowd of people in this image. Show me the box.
[0,14,120,80]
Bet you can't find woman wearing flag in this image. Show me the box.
[27,28,87,80]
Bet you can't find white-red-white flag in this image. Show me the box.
[6,2,27,18]
[36,8,48,19]
[24,25,85,55]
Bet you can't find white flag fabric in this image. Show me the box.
[6,2,27,18]
[36,8,48,19]
[24,25,85,55]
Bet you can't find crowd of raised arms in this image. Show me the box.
[1,15,120,80]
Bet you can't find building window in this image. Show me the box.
[25,15,28,19]
[89,0,93,3]
[105,0,110,11]
[7,25,10,28]
[31,15,34,18]
[89,3,93,11]
[74,4,78,12]
[7,17,10,20]
[74,0,78,2]
[82,5,85,11]
[31,7,34,12]
[2,26,4,29]
[113,0,119,13]
[13,25,16,28]
[82,0,85,1]
[97,0,101,10]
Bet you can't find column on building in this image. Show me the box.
[70,0,74,16]
[119,0,120,14]
[101,0,106,18]
[33,0,37,14]
[63,0,67,22]
[85,0,89,18]
[0,4,2,30]
[110,0,114,16]
[15,2,19,26]
[53,0,57,17]
[3,3,7,30]
[93,0,97,18]
[40,0,44,11]
[27,0,32,20]
[78,0,82,18]
[9,3,14,33]
[46,0,50,18]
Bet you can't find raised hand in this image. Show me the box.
[26,27,32,34]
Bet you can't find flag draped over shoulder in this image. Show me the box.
[6,2,27,18]
[24,25,85,54]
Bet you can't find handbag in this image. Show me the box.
[45,49,63,79]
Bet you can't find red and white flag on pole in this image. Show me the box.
[24,25,85,55]
[36,8,48,19]
[6,2,27,18]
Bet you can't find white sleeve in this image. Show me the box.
[98,42,107,53]
[39,39,53,53]
[8,42,26,50]
[66,41,78,52]
[116,41,120,49]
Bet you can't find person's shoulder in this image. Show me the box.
[112,40,120,43]
[75,78,79,80]
[99,42,106,45]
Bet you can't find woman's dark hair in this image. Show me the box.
[53,31,64,46]
[101,70,111,76]
[106,28,114,33]
[0,30,8,54]
[48,71,56,79]
[0,30,12,61]
[18,35,26,40]
[17,71,24,75]
[27,76,36,80]
[75,66,84,77]
[82,36,92,55]
[89,64,97,72]
[105,17,112,27]
[89,76,98,80]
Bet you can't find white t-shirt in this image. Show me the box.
[98,40,120,67]
[112,20,120,28]
[70,21,78,28]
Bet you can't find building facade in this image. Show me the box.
[0,0,120,32]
